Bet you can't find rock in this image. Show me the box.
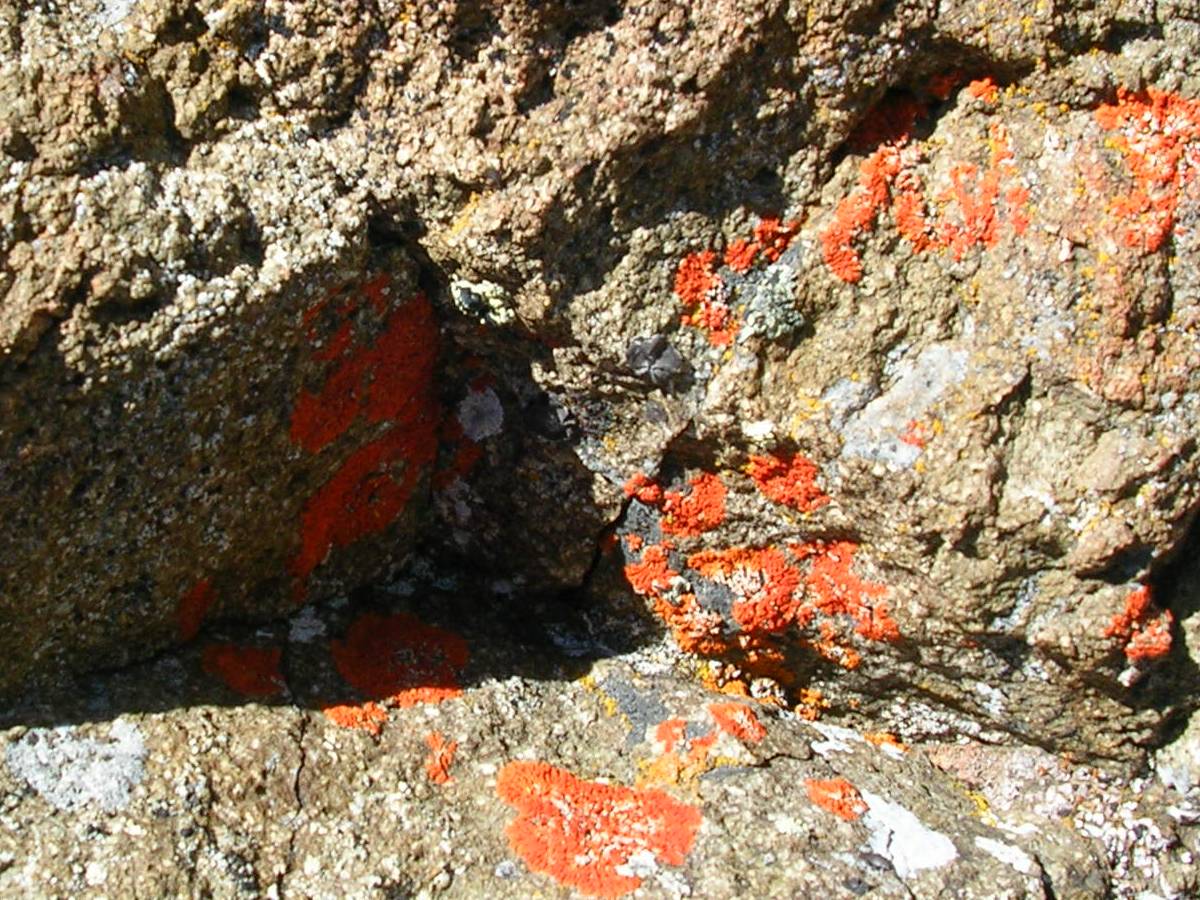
[0,581,1195,898]
[3,0,1200,893]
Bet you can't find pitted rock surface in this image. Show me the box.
[3,1,1200,895]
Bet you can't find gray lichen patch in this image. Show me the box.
[5,719,146,812]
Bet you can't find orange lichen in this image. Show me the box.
[496,761,702,898]
[746,452,831,513]
[689,546,804,634]
[724,238,758,272]
[966,76,999,103]
[899,419,931,449]
[822,142,904,282]
[1104,585,1174,663]
[802,540,899,642]
[322,700,388,735]
[805,777,867,821]
[752,217,800,263]
[201,644,286,698]
[623,471,664,505]
[822,91,1030,281]
[864,731,908,754]
[288,286,441,591]
[795,687,830,721]
[177,578,215,642]
[707,702,767,744]
[331,612,469,708]
[654,717,689,754]
[661,472,727,537]
[1095,87,1200,253]
[624,543,679,596]
[672,250,719,307]
[424,732,458,784]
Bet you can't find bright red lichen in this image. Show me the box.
[497,760,702,898]
[330,611,469,708]
[805,777,867,821]
[177,578,215,641]
[1104,584,1174,663]
[747,452,831,513]
[661,472,727,537]
[752,217,800,263]
[624,542,679,596]
[288,284,441,594]
[201,643,286,698]
[424,731,458,784]
[1095,87,1200,253]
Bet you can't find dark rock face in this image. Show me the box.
[2,2,1200,894]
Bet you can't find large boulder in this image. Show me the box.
[1,0,1198,770]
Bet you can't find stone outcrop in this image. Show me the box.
[2,1,1200,895]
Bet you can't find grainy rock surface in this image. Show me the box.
[2,0,1200,896]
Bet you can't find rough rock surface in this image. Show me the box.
[3,0,1200,895]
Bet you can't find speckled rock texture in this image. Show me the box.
[2,0,1200,894]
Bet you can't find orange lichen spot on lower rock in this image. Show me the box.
[805,777,867,821]
[747,451,831,513]
[864,731,909,754]
[899,419,931,450]
[802,541,900,642]
[1104,585,1174,663]
[661,472,727,537]
[424,731,458,784]
[689,546,804,634]
[708,702,767,744]
[653,717,688,754]
[201,644,286,698]
[322,700,388,735]
[177,578,216,641]
[1095,87,1200,254]
[331,612,469,708]
[497,760,702,898]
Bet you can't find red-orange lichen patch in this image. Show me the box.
[802,540,899,642]
[805,777,867,821]
[624,542,679,597]
[1104,585,1174,663]
[1095,87,1200,253]
[864,731,908,754]
[724,238,758,272]
[966,76,1000,103]
[821,90,1030,281]
[497,761,702,898]
[689,546,804,634]
[177,578,215,642]
[673,250,719,307]
[899,419,931,449]
[661,472,727,537]
[747,452,831,513]
[623,471,664,505]
[752,217,800,262]
[288,286,441,592]
[331,611,469,708]
[201,644,286,698]
[322,700,388,735]
[707,702,767,744]
[424,731,458,784]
